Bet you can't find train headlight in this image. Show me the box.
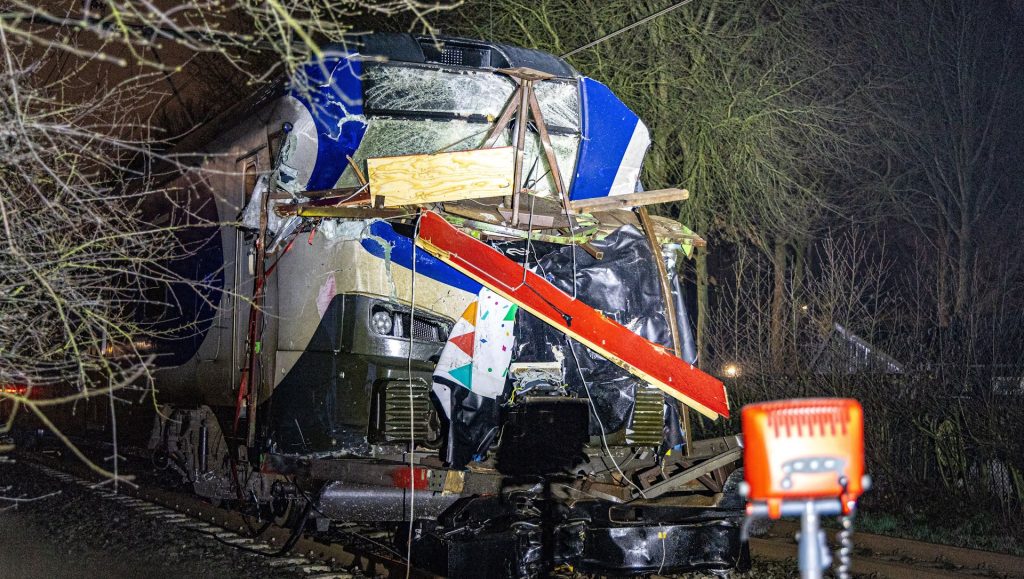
[371,311,394,335]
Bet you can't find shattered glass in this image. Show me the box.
[364,64,580,132]
[364,64,516,120]
[534,80,580,131]
[336,118,497,187]
[521,132,580,197]
[345,63,582,194]
[337,118,580,196]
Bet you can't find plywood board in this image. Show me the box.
[415,211,729,420]
[368,147,514,208]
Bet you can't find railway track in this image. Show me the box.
[751,520,1024,578]
[21,455,439,579]
[20,453,1024,579]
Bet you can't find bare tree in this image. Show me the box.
[0,1,456,478]
[0,28,181,479]
[2,1,457,78]
[869,1,1021,327]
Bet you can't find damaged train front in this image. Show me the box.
[228,34,748,578]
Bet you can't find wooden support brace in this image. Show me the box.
[570,188,690,213]
[274,188,371,216]
[637,206,693,453]
[297,206,404,219]
[580,242,604,260]
[627,447,743,500]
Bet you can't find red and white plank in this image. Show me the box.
[415,210,729,420]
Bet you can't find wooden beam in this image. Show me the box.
[368,147,515,208]
[497,67,555,82]
[497,207,575,229]
[287,185,366,200]
[415,211,729,420]
[274,188,371,216]
[629,447,743,500]
[570,188,689,213]
[297,206,404,219]
[637,206,693,453]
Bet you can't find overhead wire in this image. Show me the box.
[560,0,699,58]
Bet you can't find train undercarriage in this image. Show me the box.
[147,402,748,577]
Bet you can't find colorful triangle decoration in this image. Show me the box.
[450,331,475,357]
[461,301,478,323]
[448,363,473,389]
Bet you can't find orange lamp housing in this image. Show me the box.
[742,398,865,518]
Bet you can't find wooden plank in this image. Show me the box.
[368,147,514,208]
[293,185,367,200]
[629,448,742,499]
[497,207,575,229]
[297,206,404,219]
[570,188,690,213]
[274,188,371,216]
[415,211,729,420]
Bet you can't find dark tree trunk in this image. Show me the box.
[770,238,788,370]
[696,245,709,369]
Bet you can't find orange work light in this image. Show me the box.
[740,398,871,579]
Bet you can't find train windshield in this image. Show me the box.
[335,62,582,197]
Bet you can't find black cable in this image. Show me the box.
[204,497,314,558]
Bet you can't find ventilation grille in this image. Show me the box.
[627,387,665,446]
[382,378,433,442]
[420,39,493,68]
[397,312,444,342]
[767,404,851,438]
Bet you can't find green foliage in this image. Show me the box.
[451,0,863,249]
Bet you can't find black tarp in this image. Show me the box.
[443,224,697,468]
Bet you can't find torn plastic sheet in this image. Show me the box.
[318,218,371,242]
[441,225,692,468]
[433,287,518,418]
[239,175,288,233]
[441,384,500,467]
[513,225,675,436]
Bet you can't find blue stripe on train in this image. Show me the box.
[569,77,644,201]
[360,220,482,295]
[291,50,367,191]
